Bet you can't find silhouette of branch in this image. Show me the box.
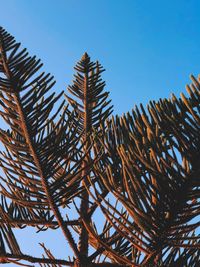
[0,219,79,227]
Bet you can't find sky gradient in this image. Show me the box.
[1,0,200,265]
[2,1,200,115]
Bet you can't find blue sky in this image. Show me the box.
[2,0,200,114]
[1,0,200,265]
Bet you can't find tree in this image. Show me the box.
[0,26,199,267]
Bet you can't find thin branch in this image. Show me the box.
[0,219,79,227]
[1,254,129,267]
[0,253,73,266]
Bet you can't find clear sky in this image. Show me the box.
[1,0,200,265]
[2,0,200,114]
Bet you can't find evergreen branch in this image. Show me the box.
[0,27,81,258]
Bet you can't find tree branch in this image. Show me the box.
[0,219,79,227]
[1,254,129,267]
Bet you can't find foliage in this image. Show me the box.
[0,27,200,267]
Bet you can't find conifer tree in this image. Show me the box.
[0,27,199,267]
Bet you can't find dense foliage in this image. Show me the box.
[0,27,199,267]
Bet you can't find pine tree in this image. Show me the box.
[0,27,199,267]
